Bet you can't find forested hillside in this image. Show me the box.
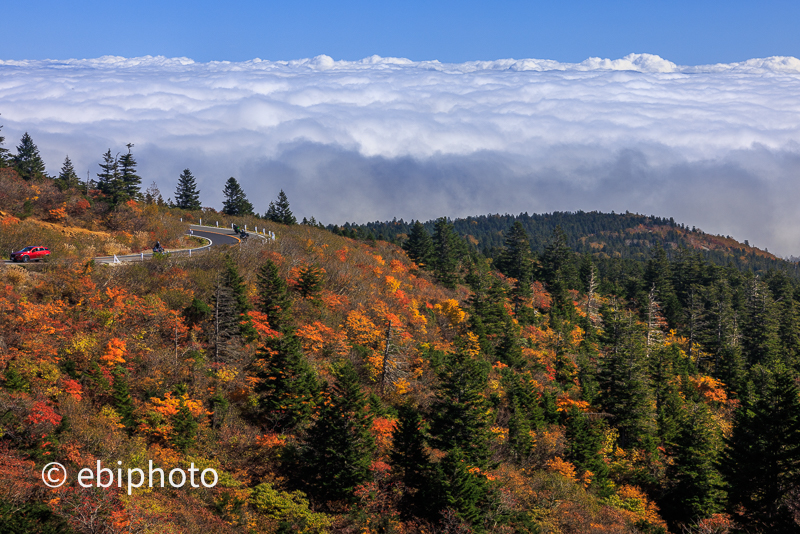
[1,131,800,534]
[331,211,794,276]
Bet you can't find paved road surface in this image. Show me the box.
[2,224,251,265]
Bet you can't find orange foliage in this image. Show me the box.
[371,417,398,454]
[545,456,577,481]
[296,321,349,358]
[556,396,591,412]
[688,375,728,404]
[100,338,127,366]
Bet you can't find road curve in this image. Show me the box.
[189,227,241,246]
[2,225,251,265]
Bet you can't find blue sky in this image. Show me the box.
[2,0,799,64]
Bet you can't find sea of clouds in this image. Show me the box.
[1,53,799,255]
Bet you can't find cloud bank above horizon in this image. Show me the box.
[2,53,800,255]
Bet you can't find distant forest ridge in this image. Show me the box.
[329,210,798,274]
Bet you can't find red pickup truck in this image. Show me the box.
[10,246,51,262]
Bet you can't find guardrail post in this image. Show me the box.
[141,252,144,261]
[189,249,192,257]
[180,218,182,222]
[245,224,247,231]
[200,218,202,226]
[216,221,218,227]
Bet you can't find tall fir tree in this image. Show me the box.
[0,117,8,167]
[403,221,434,269]
[221,177,254,216]
[174,168,202,210]
[564,406,611,494]
[13,132,47,180]
[252,331,317,430]
[118,143,141,200]
[429,345,493,467]
[391,404,432,513]
[221,254,256,340]
[97,149,126,203]
[721,367,800,531]
[112,366,135,430]
[663,403,727,526]
[495,221,535,316]
[256,259,292,331]
[599,305,657,449]
[55,155,80,191]
[301,362,375,502]
[432,217,465,289]
[265,189,297,225]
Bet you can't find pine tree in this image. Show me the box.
[256,259,292,331]
[296,264,324,301]
[97,149,125,202]
[0,118,9,167]
[722,367,800,531]
[432,217,465,289]
[664,403,726,524]
[391,403,432,510]
[403,221,434,269]
[111,366,135,430]
[13,132,47,180]
[172,394,199,451]
[55,155,80,191]
[221,177,254,216]
[507,397,533,459]
[540,226,578,318]
[564,406,610,493]
[174,168,202,210]
[118,143,141,200]
[431,447,491,528]
[429,347,492,467]
[599,305,657,449]
[265,190,296,225]
[742,277,781,367]
[221,254,256,340]
[252,331,317,430]
[495,221,534,315]
[302,362,375,502]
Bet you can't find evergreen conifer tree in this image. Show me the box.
[302,362,375,502]
[265,189,296,225]
[174,168,202,210]
[256,259,292,331]
[432,217,465,289]
[664,403,726,525]
[391,404,432,512]
[221,254,256,340]
[599,305,657,449]
[722,367,800,531]
[296,264,324,301]
[431,447,491,529]
[252,331,317,430]
[118,143,141,200]
[507,397,533,459]
[0,118,9,167]
[495,221,535,315]
[221,177,254,216]
[564,406,610,493]
[403,221,434,269]
[55,155,80,191]
[429,347,493,467]
[13,132,47,180]
[111,366,135,430]
[742,277,781,367]
[172,395,199,451]
[97,149,126,203]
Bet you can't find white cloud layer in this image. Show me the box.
[1,53,800,254]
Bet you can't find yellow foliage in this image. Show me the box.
[384,275,401,293]
[435,299,466,325]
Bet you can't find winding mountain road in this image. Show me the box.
[3,224,264,265]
